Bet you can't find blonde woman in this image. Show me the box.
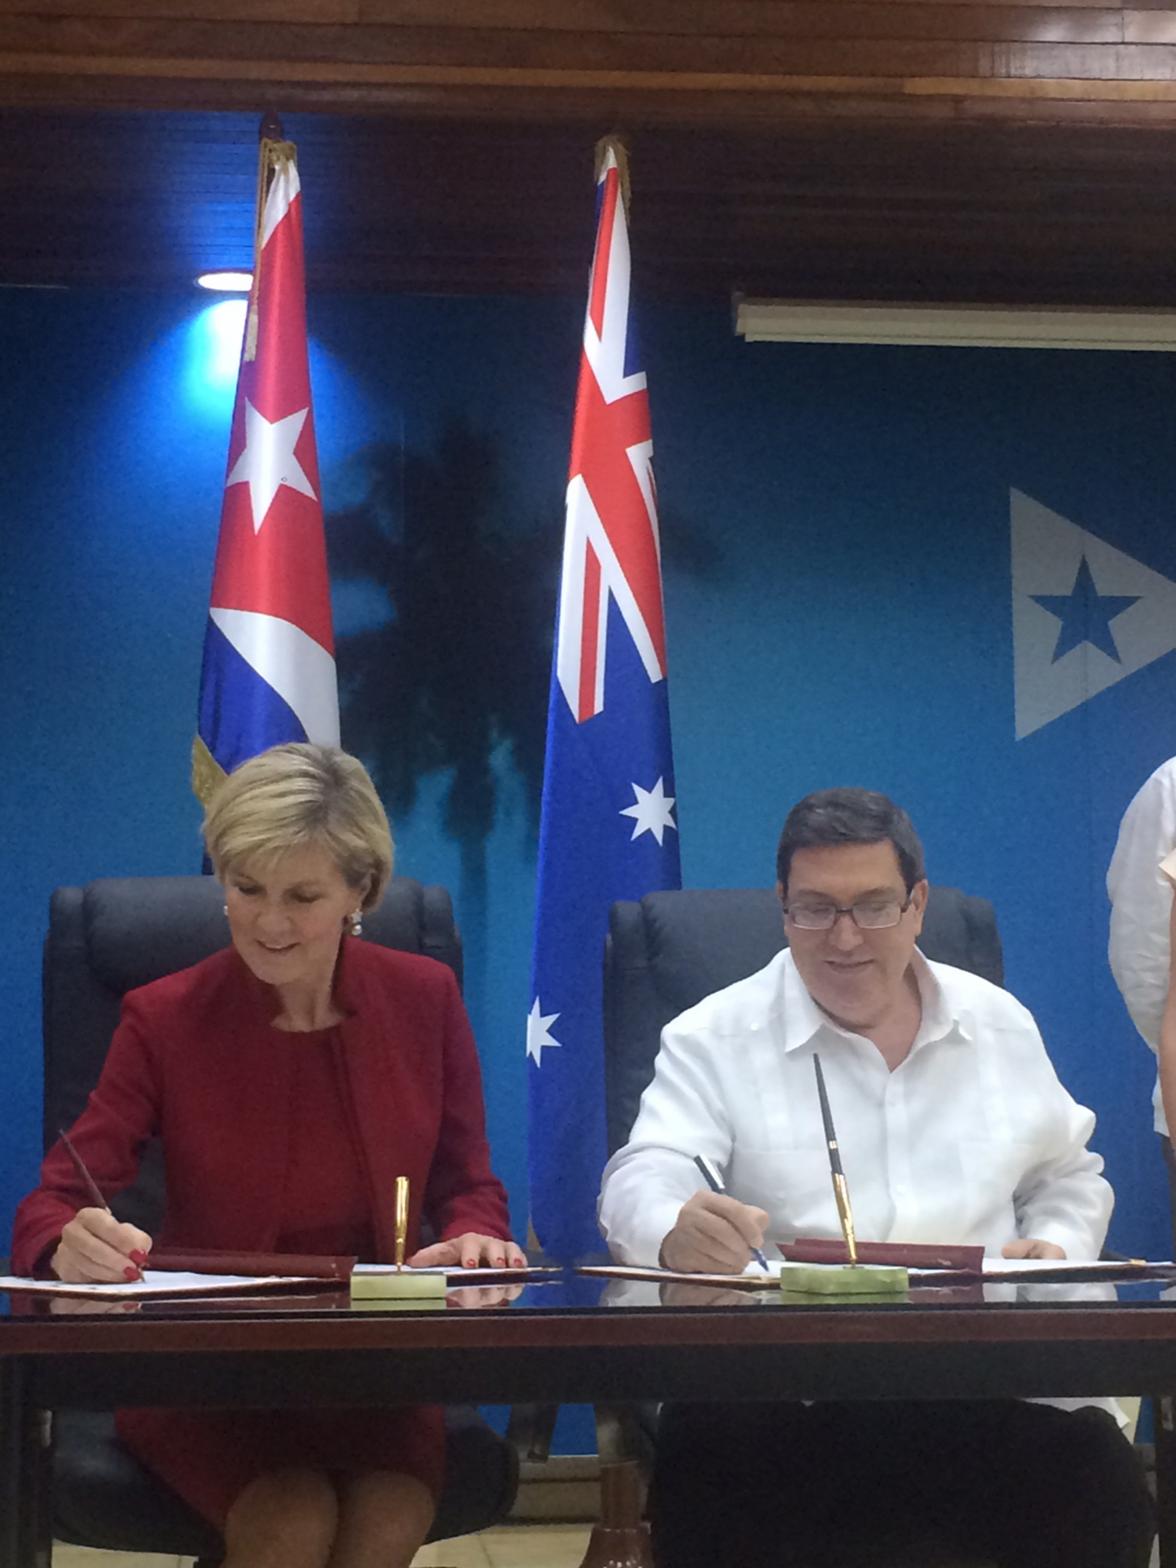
[13,743,524,1568]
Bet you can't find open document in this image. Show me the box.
[578,1256,1176,1289]
[0,1270,326,1299]
[1,1262,561,1300]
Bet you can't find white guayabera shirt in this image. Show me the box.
[1107,757,1176,1137]
[598,947,1121,1424]
[598,948,1110,1270]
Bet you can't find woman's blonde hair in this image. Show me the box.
[202,744,393,911]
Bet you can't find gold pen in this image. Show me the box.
[394,1175,409,1271]
[813,1054,858,1265]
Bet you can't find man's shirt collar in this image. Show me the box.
[776,947,973,1055]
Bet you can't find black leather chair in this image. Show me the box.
[39,874,518,1561]
[597,890,1160,1564]
[591,883,1006,1508]
[602,883,1003,1157]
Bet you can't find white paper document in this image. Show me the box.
[1,1262,563,1300]
[0,1269,323,1299]
[578,1256,1175,1289]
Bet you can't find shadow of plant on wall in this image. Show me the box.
[326,414,720,989]
[326,419,558,975]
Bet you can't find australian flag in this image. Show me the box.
[527,141,681,1259]
[193,135,338,806]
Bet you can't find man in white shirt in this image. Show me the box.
[1107,756,1176,1236]
[599,788,1151,1568]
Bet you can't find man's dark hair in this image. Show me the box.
[775,788,926,894]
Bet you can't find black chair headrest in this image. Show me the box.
[59,875,460,996]
[602,884,1002,1155]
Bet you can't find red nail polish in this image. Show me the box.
[123,1265,139,1281]
[130,1250,148,1267]
[495,1257,506,1267]
[465,1258,477,1268]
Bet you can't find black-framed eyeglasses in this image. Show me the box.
[782,894,915,931]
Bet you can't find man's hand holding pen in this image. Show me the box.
[660,1190,770,1274]
[52,1207,152,1284]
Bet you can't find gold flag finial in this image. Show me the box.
[245,116,297,362]
[594,133,632,216]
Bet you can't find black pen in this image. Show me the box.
[812,1055,859,1266]
[58,1127,112,1215]
[692,1154,770,1271]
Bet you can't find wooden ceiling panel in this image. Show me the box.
[0,4,1171,304]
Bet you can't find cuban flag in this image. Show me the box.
[527,141,681,1259]
[192,137,338,805]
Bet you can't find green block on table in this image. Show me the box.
[780,1265,909,1296]
[348,1295,448,1312]
[349,1271,448,1301]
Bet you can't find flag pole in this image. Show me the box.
[193,113,338,812]
[246,112,291,364]
[594,133,631,215]
[526,139,681,1258]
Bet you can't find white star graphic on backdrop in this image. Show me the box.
[1011,489,1176,737]
[225,398,317,534]
[526,998,562,1067]
[619,777,677,845]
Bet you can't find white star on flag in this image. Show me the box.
[526,998,562,1067]
[226,398,317,534]
[619,776,677,845]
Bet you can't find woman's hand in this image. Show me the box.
[447,1280,528,1309]
[407,1233,528,1270]
[51,1207,153,1283]
[49,1295,142,1316]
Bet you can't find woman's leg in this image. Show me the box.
[328,1469,437,1568]
[222,1466,338,1568]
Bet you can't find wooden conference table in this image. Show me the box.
[3,1269,1176,1567]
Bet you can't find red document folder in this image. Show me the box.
[146,1249,356,1281]
[778,1238,985,1273]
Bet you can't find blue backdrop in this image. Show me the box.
[2,286,1174,1281]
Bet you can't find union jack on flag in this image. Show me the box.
[527,141,681,1259]
[193,135,338,807]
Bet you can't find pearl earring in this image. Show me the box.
[349,909,363,937]
[222,904,228,916]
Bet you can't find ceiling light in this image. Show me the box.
[196,270,253,293]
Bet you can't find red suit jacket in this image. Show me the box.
[12,937,511,1273]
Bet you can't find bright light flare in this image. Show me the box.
[196,270,253,293]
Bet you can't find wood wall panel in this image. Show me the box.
[352,3,1131,43]
[19,21,1173,79]
[1128,9,1176,35]
[0,0,1146,24]
[0,106,1172,306]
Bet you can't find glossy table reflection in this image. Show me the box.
[4,1271,1176,1566]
